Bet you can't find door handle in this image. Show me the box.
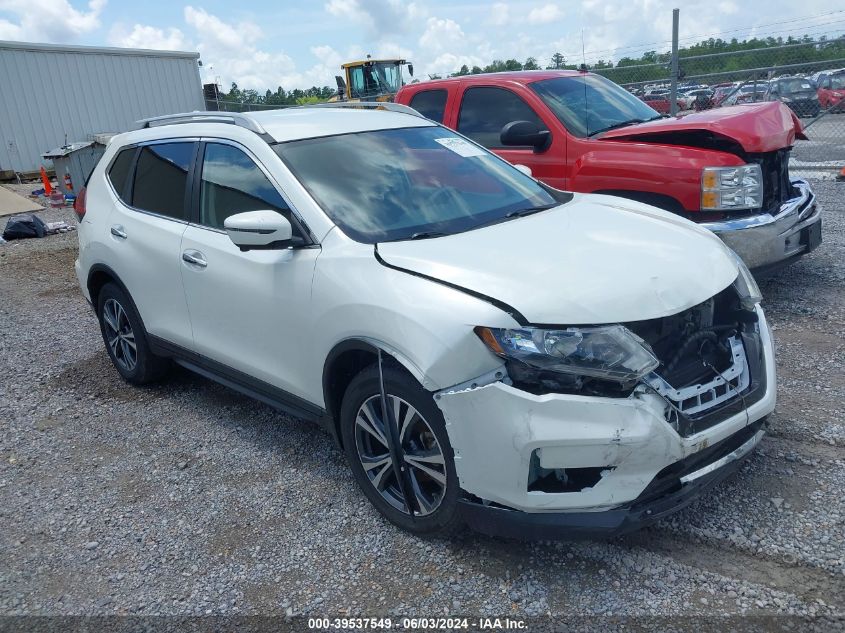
[182,250,207,268]
[110,225,127,239]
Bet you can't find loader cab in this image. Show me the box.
[336,58,413,102]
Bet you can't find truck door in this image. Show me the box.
[450,85,567,189]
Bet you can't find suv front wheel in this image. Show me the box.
[96,282,169,384]
[340,365,462,536]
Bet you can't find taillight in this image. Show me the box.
[73,187,87,221]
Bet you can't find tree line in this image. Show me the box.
[599,34,845,85]
[212,84,337,108]
[208,33,845,107]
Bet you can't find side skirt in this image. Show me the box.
[148,335,335,436]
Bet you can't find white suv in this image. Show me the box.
[74,105,776,539]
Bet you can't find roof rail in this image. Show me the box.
[136,111,270,136]
[298,101,424,118]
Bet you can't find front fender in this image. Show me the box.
[571,141,743,212]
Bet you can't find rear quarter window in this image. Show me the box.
[409,89,448,122]
[107,148,135,202]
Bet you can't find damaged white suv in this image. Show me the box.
[74,104,775,538]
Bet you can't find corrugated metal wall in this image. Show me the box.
[0,41,204,173]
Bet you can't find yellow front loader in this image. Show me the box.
[332,57,414,102]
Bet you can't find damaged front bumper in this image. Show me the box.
[435,305,776,539]
[701,179,821,274]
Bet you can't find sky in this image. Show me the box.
[1,0,843,92]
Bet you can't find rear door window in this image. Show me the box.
[131,142,195,220]
[107,148,135,202]
[409,89,448,122]
[457,87,544,148]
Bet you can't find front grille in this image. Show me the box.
[644,335,750,419]
[626,285,765,436]
[749,149,796,212]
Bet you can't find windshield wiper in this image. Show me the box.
[473,202,559,230]
[504,202,559,219]
[380,230,448,243]
[588,116,661,137]
[408,231,447,240]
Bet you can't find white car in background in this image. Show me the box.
[73,104,776,538]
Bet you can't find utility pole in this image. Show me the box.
[670,8,680,116]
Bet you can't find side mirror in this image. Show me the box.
[408,63,414,77]
[224,210,295,251]
[500,120,551,152]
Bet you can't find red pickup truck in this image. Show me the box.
[396,70,822,273]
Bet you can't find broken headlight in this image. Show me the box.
[730,249,763,310]
[475,325,659,383]
[701,164,763,211]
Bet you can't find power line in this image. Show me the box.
[578,23,845,64]
[558,9,845,62]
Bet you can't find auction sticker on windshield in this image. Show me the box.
[434,137,486,157]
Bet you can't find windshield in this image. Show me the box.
[530,75,661,137]
[274,126,557,244]
[830,75,845,90]
[778,78,813,94]
[371,62,403,93]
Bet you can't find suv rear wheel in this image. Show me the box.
[340,365,462,537]
[97,283,169,384]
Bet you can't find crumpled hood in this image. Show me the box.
[598,101,806,153]
[377,194,739,325]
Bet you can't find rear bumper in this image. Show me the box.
[459,422,766,540]
[701,179,821,272]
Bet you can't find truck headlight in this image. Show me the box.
[475,325,659,383]
[701,164,763,211]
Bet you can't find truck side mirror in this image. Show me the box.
[335,75,347,97]
[408,63,414,77]
[500,120,551,152]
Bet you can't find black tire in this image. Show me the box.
[96,282,169,384]
[340,364,463,537]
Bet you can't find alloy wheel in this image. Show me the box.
[102,298,137,372]
[354,394,447,516]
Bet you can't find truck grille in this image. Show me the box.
[750,148,796,212]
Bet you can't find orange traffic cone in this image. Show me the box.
[838,167,845,181]
[40,166,52,195]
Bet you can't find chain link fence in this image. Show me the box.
[594,37,845,176]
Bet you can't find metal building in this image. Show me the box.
[0,40,204,175]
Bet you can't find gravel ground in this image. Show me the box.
[0,179,843,626]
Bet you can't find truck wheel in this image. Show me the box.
[340,364,463,537]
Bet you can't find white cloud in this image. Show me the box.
[526,4,565,25]
[178,6,300,90]
[324,0,426,36]
[184,6,262,52]
[486,3,509,27]
[418,17,465,53]
[108,24,188,51]
[0,0,105,42]
[718,1,740,14]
